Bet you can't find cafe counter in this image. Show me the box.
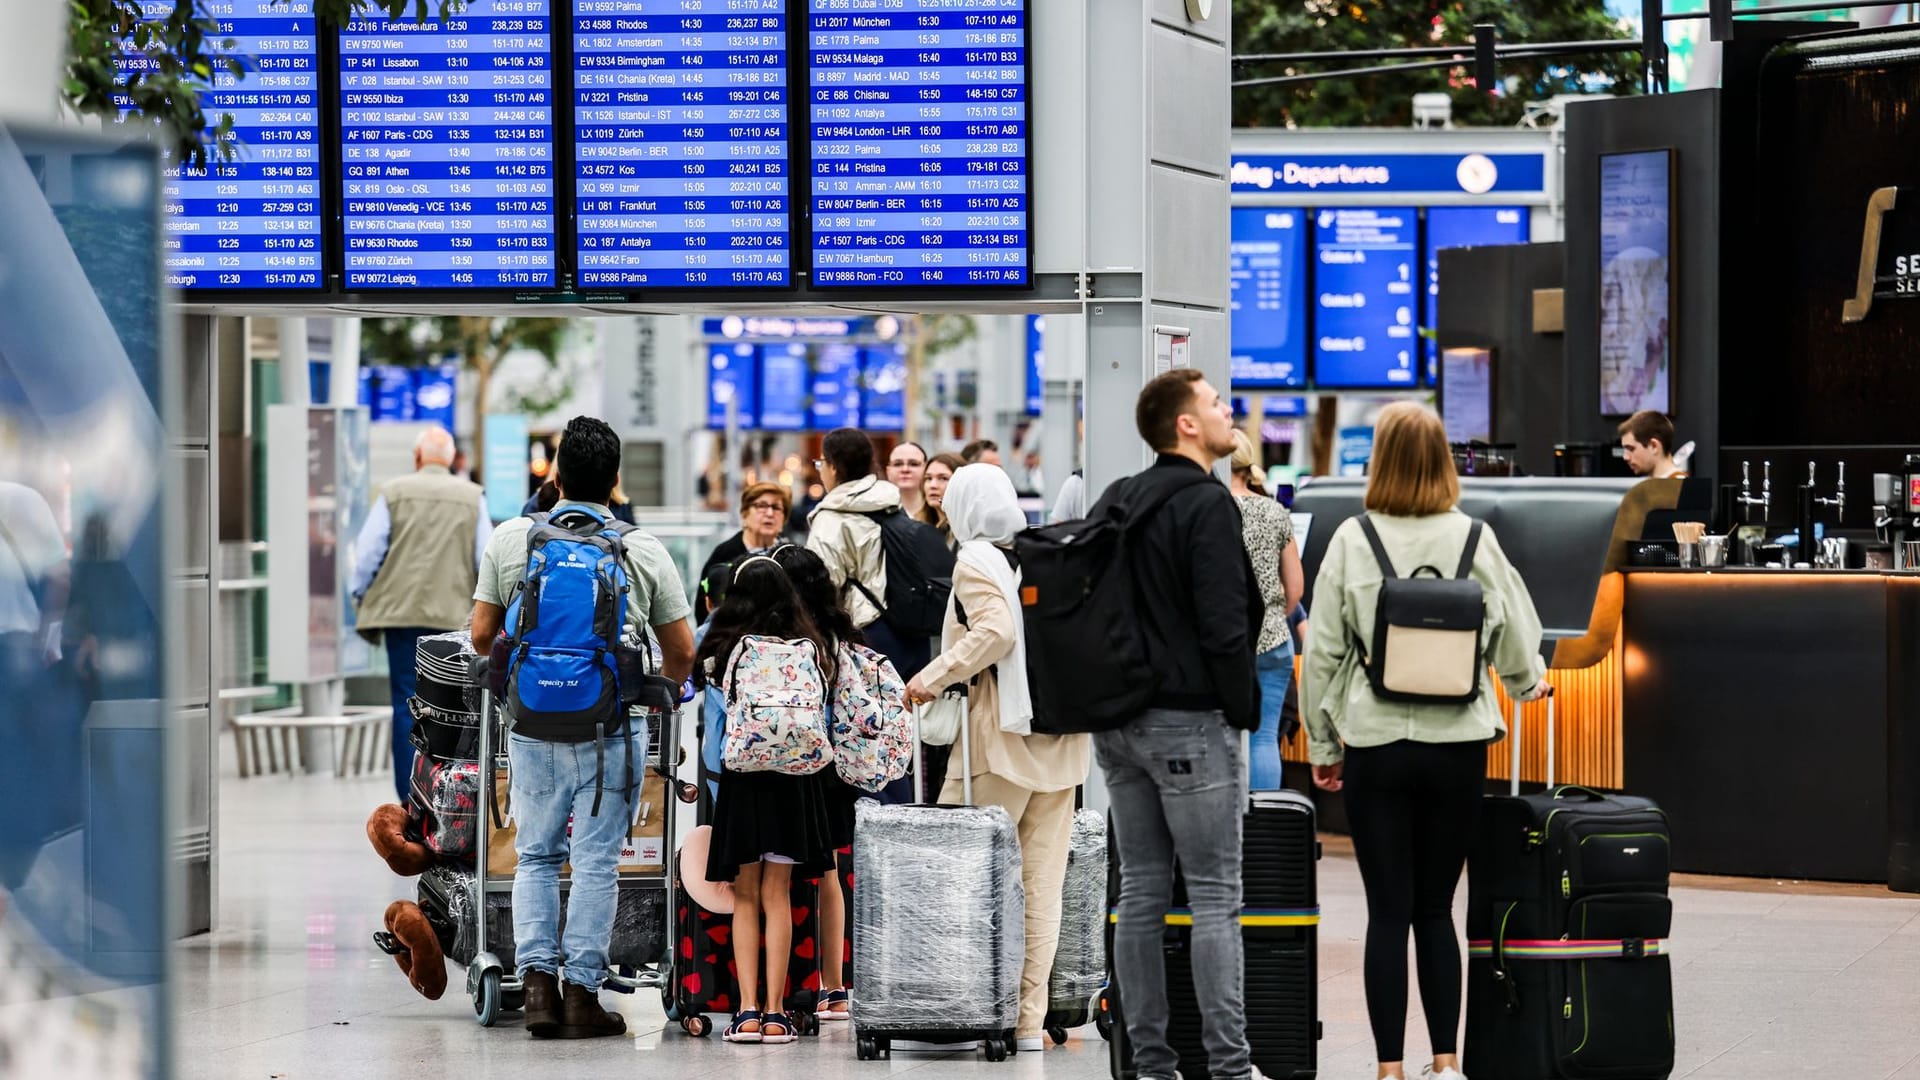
[1621,567,1920,888]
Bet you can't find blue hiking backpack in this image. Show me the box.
[501,507,669,814]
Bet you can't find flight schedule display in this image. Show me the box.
[807,0,1030,287]
[1313,207,1419,388]
[339,0,557,289]
[1229,207,1307,389]
[117,0,323,290]
[573,0,791,289]
[1425,205,1528,373]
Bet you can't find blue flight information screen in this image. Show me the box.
[573,0,791,289]
[116,0,323,290]
[339,0,556,289]
[1314,207,1419,388]
[1229,207,1307,389]
[1425,205,1528,375]
[807,0,1030,287]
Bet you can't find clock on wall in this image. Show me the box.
[1186,0,1213,21]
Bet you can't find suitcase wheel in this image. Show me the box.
[1095,1011,1113,1042]
[797,1011,821,1037]
[1047,1026,1067,1046]
[683,1014,712,1038]
[984,1036,1011,1062]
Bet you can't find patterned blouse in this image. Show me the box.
[1236,494,1296,655]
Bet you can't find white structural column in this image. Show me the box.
[1080,0,1233,501]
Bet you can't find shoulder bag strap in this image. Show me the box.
[1356,513,1399,579]
[1454,519,1485,579]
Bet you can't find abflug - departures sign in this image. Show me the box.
[1230,153,1546,196]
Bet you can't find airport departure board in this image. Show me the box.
[1313,207,1419,388]
[806,0,1030,287]
[339,0,557,289]
[573,0,791,288]
[116,0,324,290]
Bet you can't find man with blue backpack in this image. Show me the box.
[470,416,695,1040]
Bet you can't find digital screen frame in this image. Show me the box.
[1597,148,1675,417]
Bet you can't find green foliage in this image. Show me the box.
[360,316,567,379]
[1234,0,1640,128]
[66,0,455,170]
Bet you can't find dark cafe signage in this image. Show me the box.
[1842,186,1920,323]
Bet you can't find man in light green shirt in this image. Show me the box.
[469,417,693,1041]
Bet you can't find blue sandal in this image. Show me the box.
[819,987,850,1020]
[722,1010,764,1043]
[760,1012,798,1045]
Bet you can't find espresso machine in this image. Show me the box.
[1874,454,1920,569]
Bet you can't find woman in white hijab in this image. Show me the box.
[905,464,1090,1054]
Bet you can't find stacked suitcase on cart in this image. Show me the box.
[1107,790,1323,1080]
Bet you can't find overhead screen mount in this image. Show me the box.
[120,0,1032,306]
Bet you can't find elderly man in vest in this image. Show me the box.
[351,426,493,798]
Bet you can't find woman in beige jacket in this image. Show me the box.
[906,463,1090,1054]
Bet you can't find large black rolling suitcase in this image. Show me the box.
[1464,784,1674,1080]
[1108,789,1322,1080]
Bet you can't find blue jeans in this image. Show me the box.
[383,628,432,802]
[1250,642,1295,791]
[508,718,647,990]
[1096,710,1251,1080]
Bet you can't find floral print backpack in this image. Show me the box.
[720,636,832,776]
[829,642,914,792]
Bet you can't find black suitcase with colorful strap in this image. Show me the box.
[1465,785,1675,1080]
[1106,789,1322,1080]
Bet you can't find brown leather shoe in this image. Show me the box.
[558,981,628,1039]
[522,969,561,1038]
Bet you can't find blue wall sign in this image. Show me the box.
[1230,207,1308,389]
[1313,207,1420,389]
[1230,153,1545,196]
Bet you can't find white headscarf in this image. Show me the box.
[942,463,1033,736]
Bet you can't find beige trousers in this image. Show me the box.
[939,771,1078,1038]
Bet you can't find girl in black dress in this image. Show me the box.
[698,557,839,1045]
[771,545,864,1021]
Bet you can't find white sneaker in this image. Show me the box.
[1016,1036,1046,1052]
[1420,1067,1466,1080]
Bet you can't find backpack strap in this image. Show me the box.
[1455,520,1485,580]
[1356,514,1400,579]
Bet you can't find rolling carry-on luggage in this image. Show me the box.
[1465,693,1675,1080]
[1108,789,1321,1080]
[665,860,826,1038]
[1043,807,1108,1044]
[851,707,1022,1062]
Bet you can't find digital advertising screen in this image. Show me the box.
[1229,207,1308,389]
[807,0,1030,287]
[572,0,791,289]
[339,0,557,289]
[115,0,324,290]
[859,346,908,430]
[1313,207,1419,388]
[1424,205,1528,375]
[1598,149,1673,416]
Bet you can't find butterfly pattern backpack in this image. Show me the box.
[829,642,914,792]
[720,636,832,776]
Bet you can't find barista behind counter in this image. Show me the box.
[1618,411,1713,547]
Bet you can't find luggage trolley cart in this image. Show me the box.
[465,655,699,1027]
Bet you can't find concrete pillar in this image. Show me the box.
[329,318,362,409]
[277,318,310,406]
[1039,314,1087,512]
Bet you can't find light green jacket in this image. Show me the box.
[1301,509,1546,767]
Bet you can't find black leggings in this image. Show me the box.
[1343,739,1486,1062]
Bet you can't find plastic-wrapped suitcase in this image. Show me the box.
[1042,808,1108,1043]
[418,863,668,971]
[663,857,825,1038]
[1107,789,1321,1080]
[851,712,1022,1063]
[408,750,481,857]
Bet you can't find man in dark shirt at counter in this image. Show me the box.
[1095,368,1263,1080]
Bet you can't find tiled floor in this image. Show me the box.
[175,743,1920,1080]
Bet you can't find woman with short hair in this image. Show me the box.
[1303,402,1549,1080]
[695,482,794,621]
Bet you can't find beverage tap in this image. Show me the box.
[1737,460,1771,520]
[1816,461,1846,522]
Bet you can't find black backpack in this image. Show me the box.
[1014,471,1212,734]
[848,508,955,638]
[1353,514,1488,705]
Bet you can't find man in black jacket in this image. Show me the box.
[1099,368,1263,1080]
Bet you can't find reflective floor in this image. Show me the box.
[176,742,1920,1080]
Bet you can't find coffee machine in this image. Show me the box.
[1873,454,1920,569]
